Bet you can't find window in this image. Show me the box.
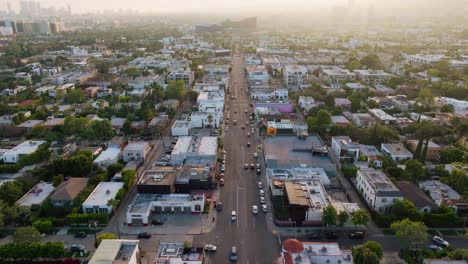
[382,198,387,203]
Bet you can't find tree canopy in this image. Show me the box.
[391,219,427,249]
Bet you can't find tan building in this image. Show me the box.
[407,140,442,161]
[49,178,88,207]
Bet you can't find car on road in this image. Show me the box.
[306,232,322,239]
[432,236,449,247]
[74,232,87,238]
[244,163,249,169]
[204,244,217,252]
[254,152,258,158]
[247,133,251,137]
[261,205,268,212]
[216,202,223,211]
[256,168,261,175]
[325,231,338,239]
[230,247,238,262]
[247,142,251,147]
[252,205,258,214]
[250,163,255,169]
[231,211,237,221]
[137,232,152,239]
[219,178,225,186]
[428,245,443,251]
[245,110,248,113]
[70,244,87,253]
[259,190,264,196]
[225,127,229,132]
[151,219,164,225]
[349,231,365,239]
[220,165,225,172]
[260,197,265,204]
[257,182,263,189]
[241,125,245,130]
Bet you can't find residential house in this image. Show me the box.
[395,181,438,212]
[82,182,124,214]
[368,109,397,125]
[407,140,442,161]
[331,136,360,162]
[298,96,315,112]
[49,178,88,207]
[334,98,351,110]
[123,142,151,163]
[381,143,413,162]
[1,140,46,164]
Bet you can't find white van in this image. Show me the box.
[231,211,237,221]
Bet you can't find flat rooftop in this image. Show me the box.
[382,143,413,156]
[333,136,358,149]
[16,182,55,207]
[368,109,397,121]
[358,145,381,157]
[124,141,149,152]
[89,239,139,264]
[129,193,205,214]
[94,148,121,163]
[358,169,400,194]
[267,167,330,186]
[419,180,461,202]
[138,169,176,186]
[285,180,330,210]
[83,182,124,207]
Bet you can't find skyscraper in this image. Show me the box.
[20,1,41,17]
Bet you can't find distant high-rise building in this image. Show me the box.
[67,4,72,15]
[7,2,12,15]
[20,1,41,17]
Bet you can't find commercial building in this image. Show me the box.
[126,193,205,225]
[123,142,151,163]
[396,181,438,212]
[16,182,55,208]
[170,136,217,166]
[93,147,121,167]
[189,111,222,129]
[381,143,413,162]
[89,239,140,264]
[368,109,397,125]
[267,167,330,196]
[283,65,309,89]
[0,140,46,164]
[196,90,225,112]
[246,65,269,82]
[137,168,177,194]
[82,182,124,214]
[280,240,352,264]
[354,69,391,86]
[155,242,204,264]
[171,120,191,136]
[265,120,295,136]
[356,168,402,213]
[331,136,359,162]
[49,178,88,207]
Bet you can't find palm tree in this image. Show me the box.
[107,198,120,215]
[207,114,214,134]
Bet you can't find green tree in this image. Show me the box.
[360,54,384,70]
[348,91,366,112]
[124,67,142,78]
[443,168,468,195]
[440,147,465,163]
[337,210,349,226]
[96,233,117,247]
[33,219,53,234]
[347,60,361,71]
[0,181,24,206]
[322,205,337,226]
[107,198,120,214]
[448,248,468,261]
[52,174,64,187]
[13,227,41,243]
[351,209,370,227]
[165,80,187,101]
[392,199,421,221]
[307,109,332,133]
[86,119,115,141]
[440,104,454,113]
[391,219,428,250]
[403,159,426,182]
[64,89,86,104]
[352,241,383,264]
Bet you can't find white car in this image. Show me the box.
[231,211,237,221]
[260,197,265,204]
[220,165,225,172]
[254,152,258,158]
[252,205,258,214]
[259,190,264,196]
[432,236,449,247]
[204,244,217,252]
[225,127,229,132]
[257,182,263,189]
[261,205,267,212]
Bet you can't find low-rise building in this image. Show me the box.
[318,65,356,84]
[0,140,46,164]
[82,182,124,214]
[17,120,45,131]
[267,167,330,196]
[280,240,352,264]
[16,182,55,208]
[283,65,309,89]
[298,96,315,112]
[419,180,468,214]
[128,75,164,90]
[334,98,351,110]
[331,115,351,127]
[368,109,396,125]
[331,136,359,162]
[395,181,438,212]
[246,65,269,82]
[407,140,442,161]
[171,120,191,136]
[350,113,377,127]
[381,143,413,162]
[137,168,176,194]
[93,148,121,167]
[167,68,194,89]
[155,242,204,264]
[89,239,140,264]
[354,69,391,86]
[171,136,217,166]
[189,111,222,129]
[356,168,402,213]
[49,178,88,207]
[123,142,151,163]
[358,145,383,167]
[126,193,205,225]
[423,260,467,264]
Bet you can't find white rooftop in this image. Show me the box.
[82,182,124,207]
[124,142,149,152]
[369,109,397,121]
[94,148,121,164]
[89,239,139,264]
[16,182,55,207]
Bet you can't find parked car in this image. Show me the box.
[325,231,338,239]
[256,168,261,175]
[74,232,87,238]
[250,164,255,169]
[70,244,87,253]
[151,219,164,225]
[428,245,443,251]
[254,152,258,158]
[244,164,249,169]
[306,232,322,239]
[349,231,365,239]
[432,236,449,247]
[137,232,151,239]
[259,190,264,196]
[252,205,258,214]
[257,182,263,189]
[261,205,268,213]
[204,244,217,252]
[216,202,223,212]
[260,197,265,204]
[230,246,238,262]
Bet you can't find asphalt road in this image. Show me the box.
[199,47,280,263]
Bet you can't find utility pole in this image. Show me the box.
[88,220,99,248]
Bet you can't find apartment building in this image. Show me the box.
[283,65,309,89]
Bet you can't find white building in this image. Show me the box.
[1,140,46,164]
[280,240,352,264]
[356,168,402,213]
[251,89,288,102]
[283,65,309,89]
[284,180,331,222]
[404,54,445,64]
[171,136,217,165]
[123,142,151,163]
[438,97,468,110]
[189,111,222,129]
[82,182,124,214]
[128,75,164,90]
[246,65,269,82]
[126,193,205,225]
[368,109,397,125]
[93,148,121,167]
[197,90,225,112]
[354,69,391,86]
[331,136,359,162]
[381,143,413,162]
[16,182,55,208]
[167,68,194,89]
[318,66,356,83]
[89,239,140,264]
[171,120,191,136]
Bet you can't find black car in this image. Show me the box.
[74,232,87,238]
[70,244,87,253]
[325,231,338,239]
[349,231,365,239]
[216,202,223,212]
[137,232,152,239]
[256,168,261,175]
[151,219,164,225]
[306,232,322,239]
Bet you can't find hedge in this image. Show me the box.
[67,213,109,224]
[0,242,65,260]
